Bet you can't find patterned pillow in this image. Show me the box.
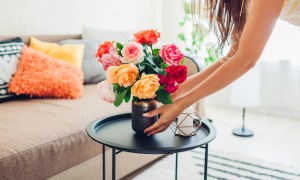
[0,37,23,102]
[9,47,83,99]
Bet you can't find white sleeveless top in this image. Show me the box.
[280,0,300,26]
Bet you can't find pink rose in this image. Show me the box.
[159,44,183,66]
[121,42,145,64]
[97,80,115,103]
[101,53,122,70]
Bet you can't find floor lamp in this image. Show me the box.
[230,65,261,137]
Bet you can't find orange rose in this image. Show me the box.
[131,74,160,99]
[96,41,115,59]
[106,66,118,84]
[106,64,139,87]
[134,30,160,45]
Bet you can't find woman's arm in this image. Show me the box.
[173,41,239,100]
[144,0,285,135]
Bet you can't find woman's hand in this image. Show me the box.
[144,100,186,136]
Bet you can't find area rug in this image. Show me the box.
[131,149,300,180]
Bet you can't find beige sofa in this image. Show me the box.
[0,35,202,180]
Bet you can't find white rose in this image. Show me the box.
[97,80,115,103]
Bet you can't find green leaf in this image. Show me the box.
[156,89,172,104]
[152,49,160,56]
[152,55,163,66]
[178,33,186,42]
[185,47,191,52]
[116,42,123,50]
[132,96,139,102]
[180,58,185,65]
[114,89,127,107]
[124,89,131,103]
[144,56,164,74]
[118,50,122,56]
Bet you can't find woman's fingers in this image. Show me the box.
[143,106,164,117]
[148,125,168,136]
[144,121,160,133]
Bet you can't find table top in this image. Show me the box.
[87,113,216,154]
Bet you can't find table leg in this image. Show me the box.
[175,153,178,180]
[204,144,209,180]
[102,145,105,180]
[112,148,116,180]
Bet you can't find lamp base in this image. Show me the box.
[232,128,254,137]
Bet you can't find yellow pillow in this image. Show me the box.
[29,37,84,67]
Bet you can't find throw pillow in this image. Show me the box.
[29,37,85,68]
[0,37,23,102]
[82,27,133,44]
[9,46,83,99]
[59,39,106,84]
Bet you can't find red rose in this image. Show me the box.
[165,79,178,93]
[158,74,168,85]
[166,65,187,84]
[159,44,183,66]
[134,30,160,45]
[96,41,115,60]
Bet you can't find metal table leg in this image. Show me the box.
[175,153,178,180]
[102,145,105,180]
[112,148,116,180]
[204,144,209,180]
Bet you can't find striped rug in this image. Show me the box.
[132,149,300,180]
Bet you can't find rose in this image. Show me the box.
[101,53,122,70]
[121,42,145,64]
[96,41,115,59]
[159,44,183,66]
[158,74,179,93]
[106,66,118,84]
[158,74,168,85]
[131,74,160,99]
[97,80,115,103]
[106,63,139,87]
[134,30,160,45]
[166,65,187,84]
[165,79,178,93]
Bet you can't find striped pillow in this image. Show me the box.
[0,37,23,102]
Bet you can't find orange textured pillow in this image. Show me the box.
[9,46,83,99]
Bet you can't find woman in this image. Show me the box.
[144,0,299,136]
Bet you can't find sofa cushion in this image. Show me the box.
[9,47,84,99]
[0,84,131,180]
[82,27,133,44]
[0,37,23,102]
[30,37,84,68]
[59,39,106,84]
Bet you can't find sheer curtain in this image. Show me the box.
[206,20,300,118]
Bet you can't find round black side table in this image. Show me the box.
[87,113,216,180]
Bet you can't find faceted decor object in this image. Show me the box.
[170,106,202,137]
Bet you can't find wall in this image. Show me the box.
[159,0,185,47]
[0,0,160,35]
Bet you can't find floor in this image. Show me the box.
[124,103,300,179]
[205,103,300,169]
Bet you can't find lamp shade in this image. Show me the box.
[230,65,261,107]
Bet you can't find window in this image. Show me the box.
[260,20,300,64]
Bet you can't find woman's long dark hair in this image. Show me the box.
[192,0,249,54]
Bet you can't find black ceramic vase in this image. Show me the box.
[131,99,158,134]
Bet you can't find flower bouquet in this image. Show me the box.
[96,30,187,133]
